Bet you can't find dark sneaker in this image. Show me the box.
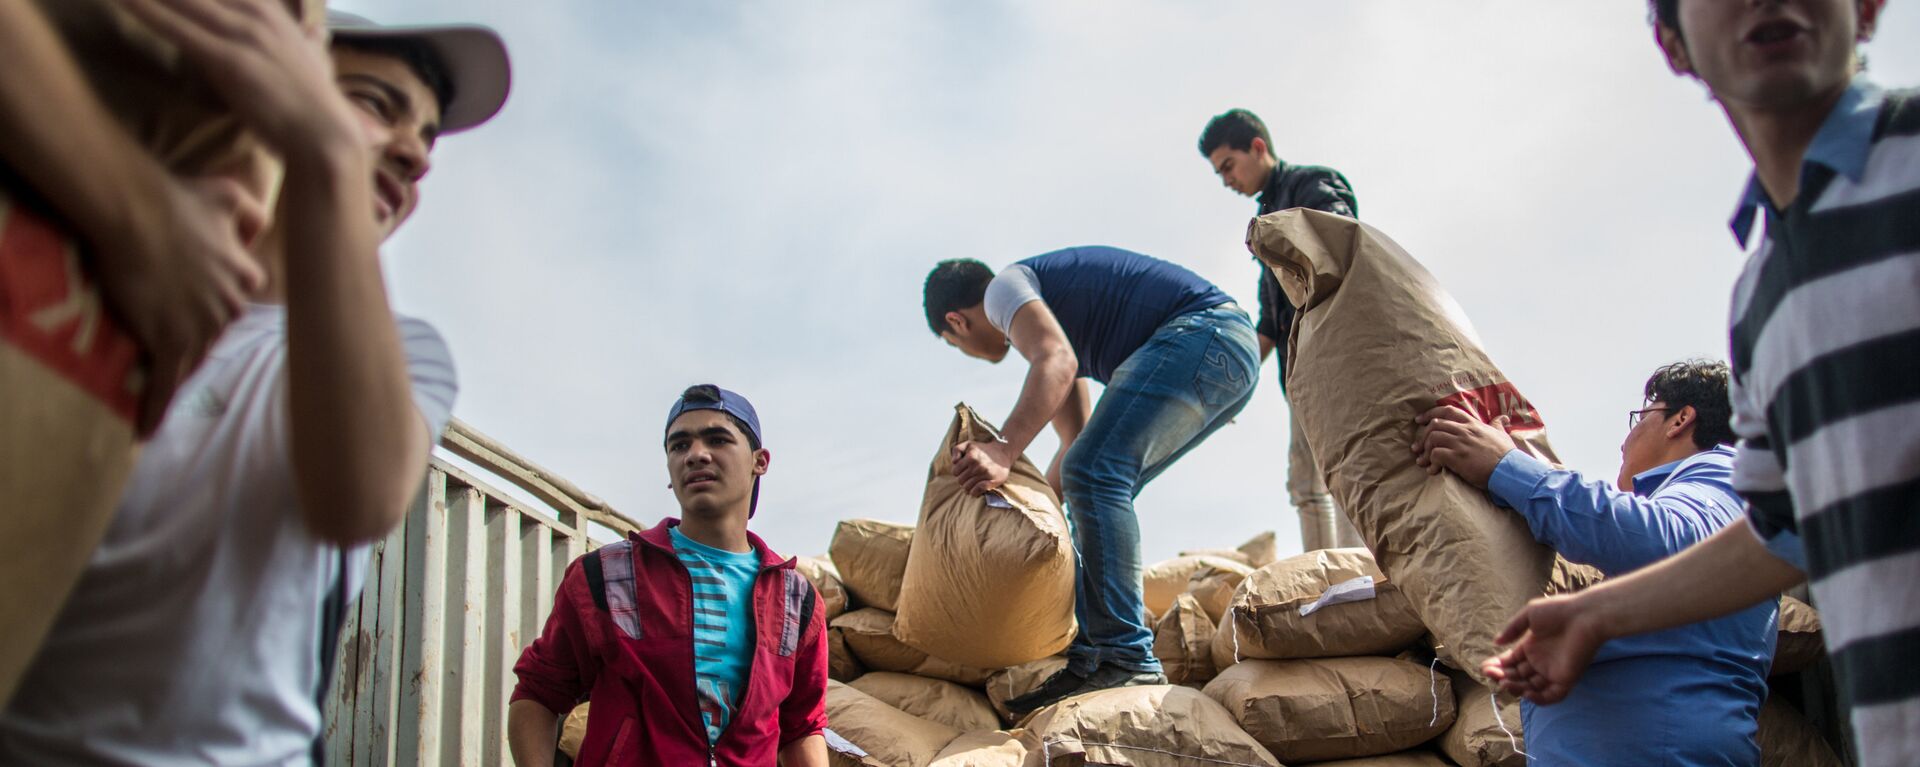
[1065,664,1167,698]
[1002,666,1087,716]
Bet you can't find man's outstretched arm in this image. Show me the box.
[1484,521,1804,703]
[952,301,1078,496]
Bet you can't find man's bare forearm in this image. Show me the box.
[1581,522,1803,641]
[779,734,828,767]
[0,0,167,250]
[507,700,560,767]
[1000,349,1077,455]
[281,138,428,543]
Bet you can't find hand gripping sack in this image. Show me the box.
[0,0,320,707]
[895,404,1076,669]
[1248,208,1571,681]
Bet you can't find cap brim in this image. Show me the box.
[331,24,511,135]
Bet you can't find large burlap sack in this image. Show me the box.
[1301,754,1453,767]
[828,681,964,767]
[1238,531,1280,568]
[1758,695,1843,767]
[987,656,1070,725]
[1773,595,1823,676]
[1214,548,1425,663]
[1017,685,1281,767]
[1204,657,1454,763]
[1187,560,1250,624]
[829,624,866,682]
[896,405,1076,669]
[1437,668,1525,767]
[0,0,324,707]
[833,608,994,687]
[1151,593,1216,685]
[1249,209,1573,681]
[1143,555,1251,619]
[850,672,1002,733]
[831,519,915,612]
[932,731,1028,767]
[798,556,851,622]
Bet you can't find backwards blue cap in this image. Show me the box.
[664,386,763,516]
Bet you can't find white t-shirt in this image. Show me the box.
[983,264,1043,333]
[0,304,457,766]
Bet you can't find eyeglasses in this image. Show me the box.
[1627,406,1673,429]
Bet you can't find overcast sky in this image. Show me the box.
[340,0,1916,562]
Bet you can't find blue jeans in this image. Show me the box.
[1061,305,1259,674]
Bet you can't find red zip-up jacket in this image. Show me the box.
[511,518,828,765]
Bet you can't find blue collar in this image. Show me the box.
[1630,445,1736,495]
[1729,76,1885,245]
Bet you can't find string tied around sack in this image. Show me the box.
[1488,687,1530,760]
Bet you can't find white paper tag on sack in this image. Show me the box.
[983,491,1015,509]
[822,728,868,757]
[1298,575,1377,617]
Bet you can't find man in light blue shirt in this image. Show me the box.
[1414,360,1776,766]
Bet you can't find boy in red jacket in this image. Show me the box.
[508,385,828,766]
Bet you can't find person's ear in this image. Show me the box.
[1665,405,1696,439]
[1250,136,1268,160]
[1656,22,1693,76]
[753,448,771,476]
[945,310,969,335]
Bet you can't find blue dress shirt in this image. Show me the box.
[1487,446,1777,766]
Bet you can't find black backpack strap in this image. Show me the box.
[582,547,609,612]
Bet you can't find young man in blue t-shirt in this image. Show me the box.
[921,247,1259,714]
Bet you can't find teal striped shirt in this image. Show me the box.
[670,528,759,744]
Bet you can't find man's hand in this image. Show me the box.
[98,173,266,435]
[120,0,362,157]
[952,439,1016,497]
[1412,404,1515,488]
[1482,592,1609,705]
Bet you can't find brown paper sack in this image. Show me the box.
[1152,593,1216,686]
[1437,667,1526,767]
[1248,208,1577,682]
[832,608,993,687]
[931,731,1029,767]
[1142,555,1251,619]
[987,656,1069,725]
[1187,560,1250,625]
[1203,657,1454,763]
[1757,695,1844,767]
[0,0,320,707]
[896,405,1076,669]
[1237,530,1280,568]
[798,556,851,622]
[850,672,1002,733]
[1302,753,1454,767]
[830,519,914,612]
[829,624,866,682]
[1018,685,1280,767]
[557,702,590,761]
[1177,548,1255,567]
[1216,548,1425,662]
[1772,595,1823,676]
[828,681,963,767]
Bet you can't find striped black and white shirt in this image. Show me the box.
[1728,77,1919,767]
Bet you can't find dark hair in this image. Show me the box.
[1197,109,1274,159]
[923,259,995,335]
[676,384,760,449]
[331,37,457,119]
[1644,359,1733,449]
[1648,0,1680,32]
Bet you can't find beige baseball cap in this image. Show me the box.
[327,11,511,134]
